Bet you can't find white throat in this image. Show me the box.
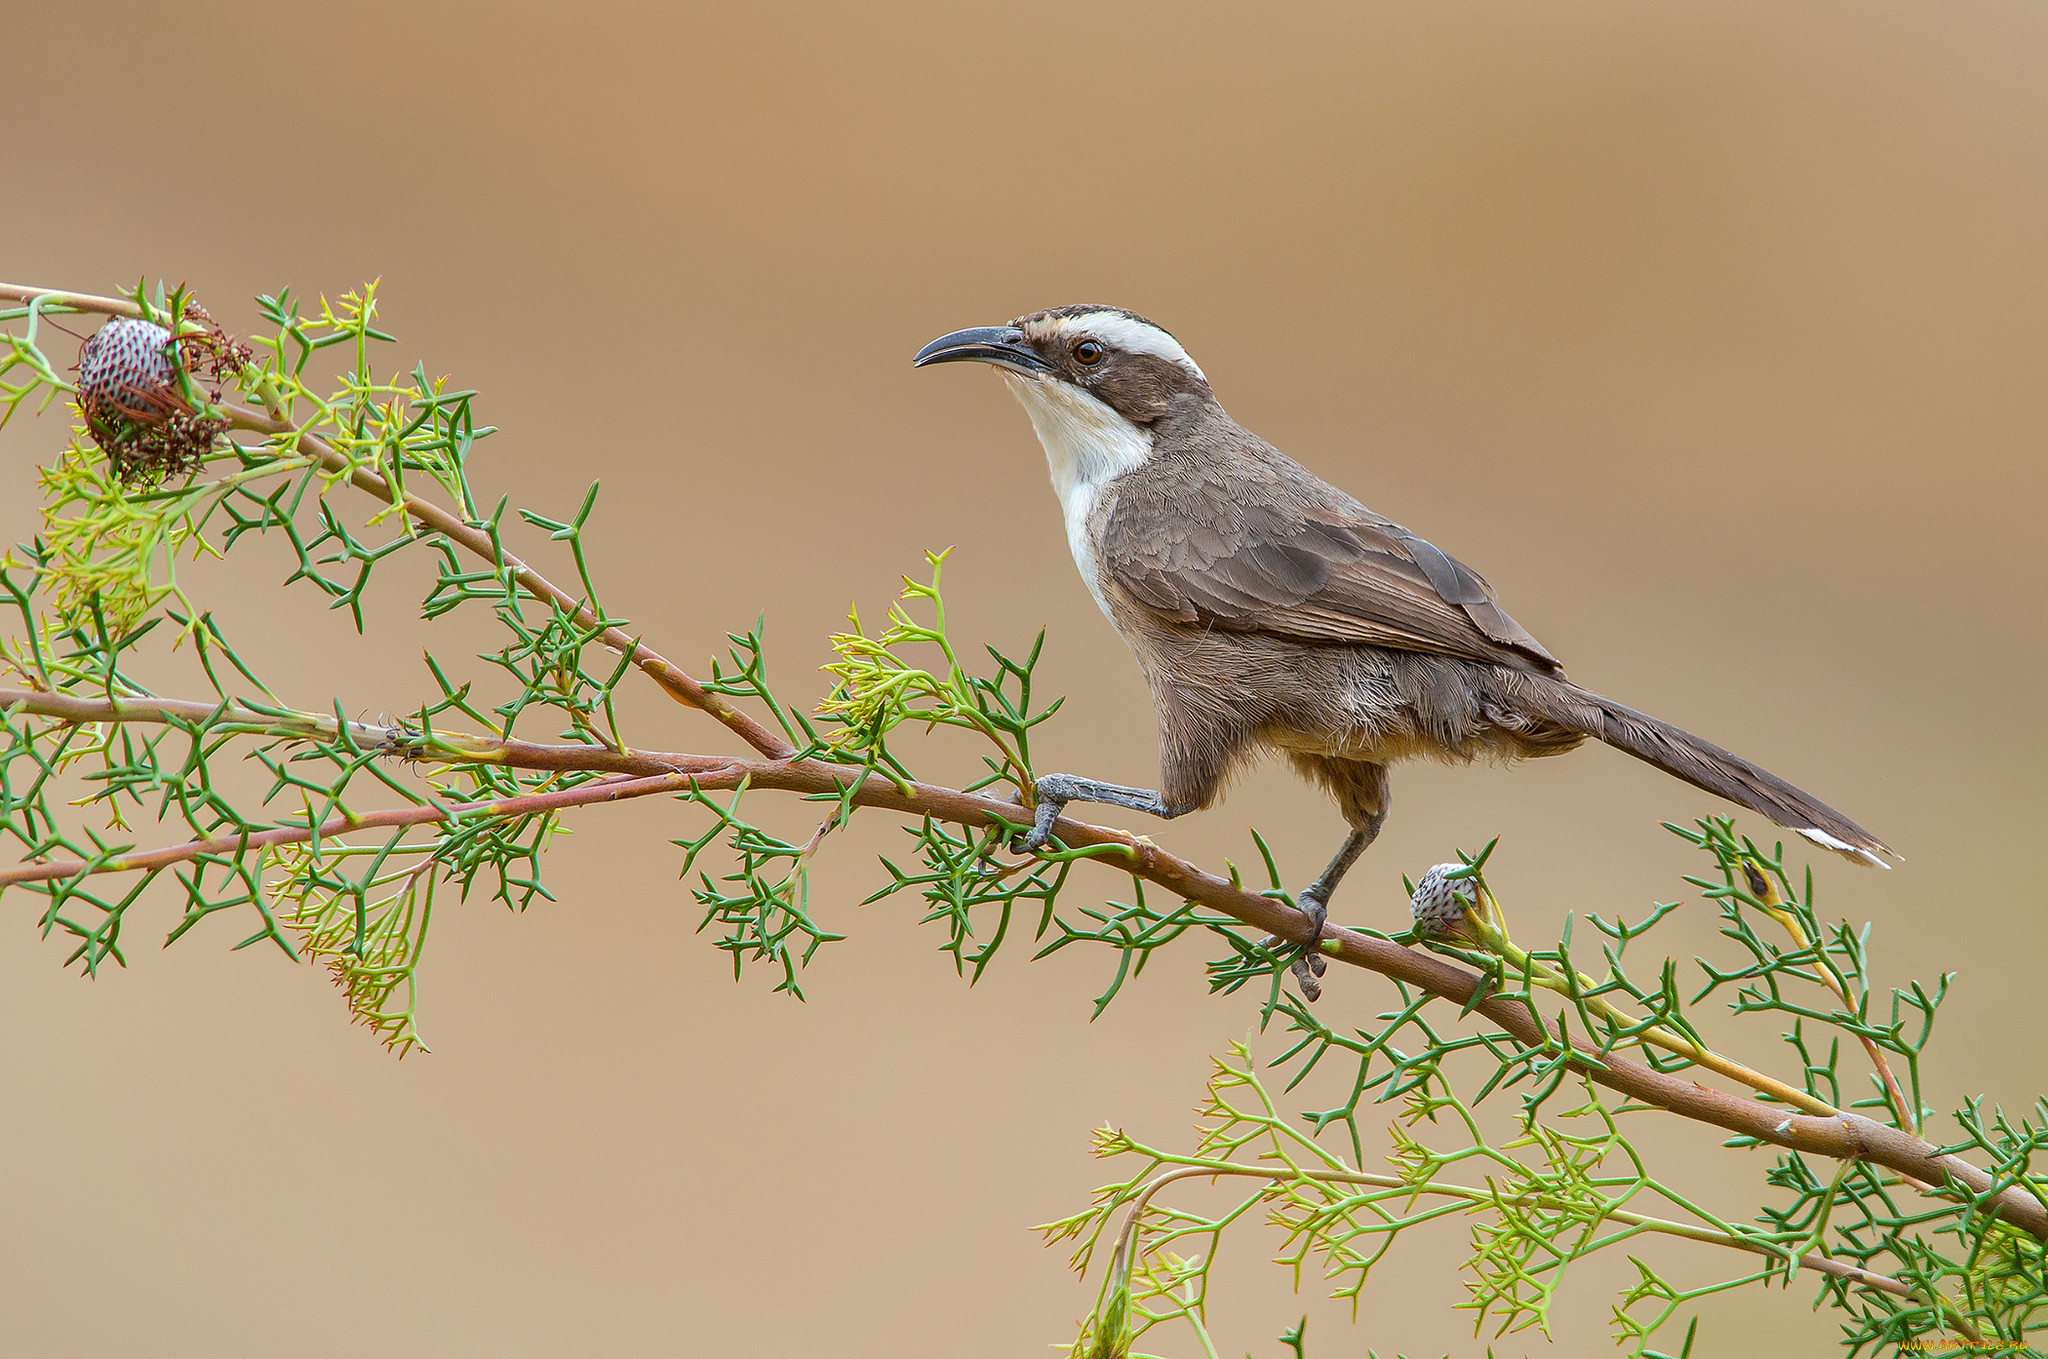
[1000,372,1151,621]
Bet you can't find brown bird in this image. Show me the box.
[914,305,1891,991]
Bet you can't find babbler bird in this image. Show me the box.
[914,305,1890,991]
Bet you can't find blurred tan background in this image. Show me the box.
[4,3,2044,1355]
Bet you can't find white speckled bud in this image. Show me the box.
[1410,864,1476,938]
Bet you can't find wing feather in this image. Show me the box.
[1101,458,1562,672]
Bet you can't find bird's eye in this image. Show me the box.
[1072,339,1106,366]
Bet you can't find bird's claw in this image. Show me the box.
[1255,895,1333,1001]
[1013,782,1067,854]
[1287,895,1331,1002]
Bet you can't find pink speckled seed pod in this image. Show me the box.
[78,318,175,432]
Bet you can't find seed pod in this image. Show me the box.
[78,319,175,434]
[76,318,226,483]
[1410,863,1476,938]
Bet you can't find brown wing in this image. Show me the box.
[1102,465,1562,673]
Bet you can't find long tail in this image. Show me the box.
[1519,677,1894,867]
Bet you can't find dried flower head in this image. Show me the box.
[169,301,253,390]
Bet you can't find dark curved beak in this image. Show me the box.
[912,325,1052,375]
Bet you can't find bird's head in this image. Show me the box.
[913,305,1211,429]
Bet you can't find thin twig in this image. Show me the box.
[0,285,147,318]
[220,403,796,760]
[1,280,2038,1244]
[0,281,788,758]
[1,711,2040,1239]
[1748,865,1923,1137]
[1116,1163,1924,1302]
[0,770,704,887]
[1106,1162,1985,1342]
[1493,934,1842,1118]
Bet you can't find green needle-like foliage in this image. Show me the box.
[1,280,2040,1354]
[818,546,1062,798]
[1044,830,2045,1356]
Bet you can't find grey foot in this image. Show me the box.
[1291,894,1330,1002]
[1017,773,1187,853]
[1258,892,1333,1002]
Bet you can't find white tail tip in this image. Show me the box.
[1797,827,1891,869]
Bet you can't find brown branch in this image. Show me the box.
[0,769,705,887]
[0,687,722,776]
[217,403,796,760]
[0,279,788,758]
[4,703,2040,1241]
[0,285,147,318]
[4,282,2038,1242]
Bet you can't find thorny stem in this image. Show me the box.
[2,282,2041,1250]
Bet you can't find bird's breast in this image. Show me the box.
[1001,373,1151,631]
[1059,478,1116,624]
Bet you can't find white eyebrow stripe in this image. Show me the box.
[1060,311,1206,381]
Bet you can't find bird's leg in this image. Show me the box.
[1019,773,1194,852]
[1262,758,1392,1000]
[1282,826,1375,999]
